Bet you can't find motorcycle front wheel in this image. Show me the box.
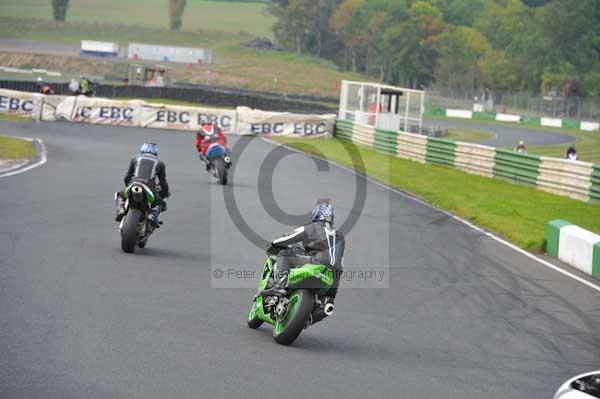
[247,300,264,329]
[272,289,313,346]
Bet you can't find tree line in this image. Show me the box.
[268,0,600,97]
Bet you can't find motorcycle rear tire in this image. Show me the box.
[214,157,228,185]
[121,208,142,253]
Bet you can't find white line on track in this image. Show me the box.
[262,137,600,293]
[0,137,47,178]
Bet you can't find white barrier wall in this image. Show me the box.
[558,225,600,276]
[236,106,335,137]
[0,88,40,117]
[446,109,473,119]
[581,121,600,131]
[0,89,333,137]
[141,103,237,134]
[496,113,521,123]
[69,96,144,126]
[541,117,562,128]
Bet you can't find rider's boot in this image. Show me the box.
[261,271,288,296]
[148,205,162,228]
[115,193,126,222]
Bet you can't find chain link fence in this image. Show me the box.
[426,87,600,120]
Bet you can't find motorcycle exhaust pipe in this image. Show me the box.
[131,185,144,202]
[324,303,334,316]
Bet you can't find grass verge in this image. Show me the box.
[444,127,493,142]
[272,136,600,251]
[0,135,35,159]
[0,113,32,122]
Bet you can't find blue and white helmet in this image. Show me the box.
[311,202,334,225]
[140,142,158,156]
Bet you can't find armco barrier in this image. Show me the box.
[473,111,496,121]
[334,119,353,141]
[493,149,541,187]
[521,116,541,126]
[425,137,456,167]
[591,164,600,202]
[547,220,600,279]
[454,142,495,177]
[374,128,398,156]
[396,132,428,163]
[351,123,375,148]
[537,158,593,202]
[334,119,600,203]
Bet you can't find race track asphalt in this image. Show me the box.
[1,120,599,399]
[425,117,574,148]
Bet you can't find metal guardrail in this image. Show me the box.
[493,149,541,187]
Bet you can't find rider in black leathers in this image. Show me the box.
[115,142,170,227]
[264,203,344,301]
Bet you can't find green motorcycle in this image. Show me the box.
[247,248,336,346]
[116,182,159,253]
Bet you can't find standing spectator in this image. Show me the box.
[90,77,99,96]
[515,140,527,153]
[36,77,44,92]
[36,77,53,94]
[69,78,80,95]
[565,145,579,161]
[79,75,91,96]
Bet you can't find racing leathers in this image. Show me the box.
[196,131,229,170]
[269,221,344,299]
[116,153,170,225]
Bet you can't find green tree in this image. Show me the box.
[354,0,408,79]
[269,0,320,54]
[431,0,489,26]
[583,69,600,97]
[169,0,187,30]
[537,0,599,71]
[478,49,519,90]
[51,0,69,21]
[435,26,491,89]
[330,0,364,70]
[474,0,545,90]
[382,1,446,87]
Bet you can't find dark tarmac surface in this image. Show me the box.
[1,120,598,399]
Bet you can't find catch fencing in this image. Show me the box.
[427,87,600,121]
[335,119,600,203]
[424,107,600,132]
[0,79,338,114]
